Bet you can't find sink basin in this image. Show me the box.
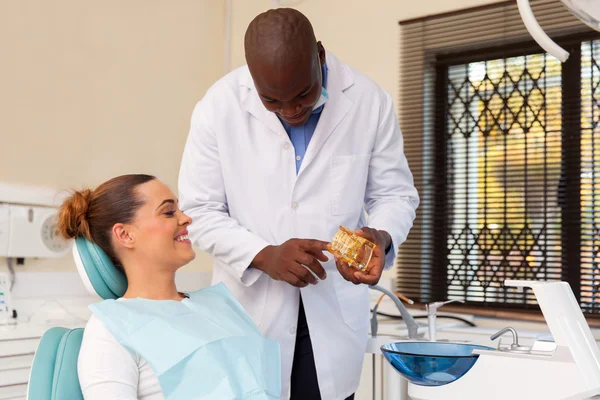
[381,341,494,386]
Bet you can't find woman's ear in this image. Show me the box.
[113,223,135,249]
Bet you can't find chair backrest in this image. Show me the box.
[28,238,127,398]
[72,237,127,299]
[27,327,85,400]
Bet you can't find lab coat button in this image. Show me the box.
[291,202,298,210]
[290,326,297,335]
[284,143,291,150]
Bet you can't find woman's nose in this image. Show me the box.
[179,212,192,226]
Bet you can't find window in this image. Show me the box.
[441,49,563,309]
[396,1,600,316]
[580,40,600,312]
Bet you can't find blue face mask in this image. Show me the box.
[89,283,281,400]
[312,86,329,111]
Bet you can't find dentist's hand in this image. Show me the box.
[334,227,390,286]
[251,239,329,287]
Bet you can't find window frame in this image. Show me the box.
[427,31,600,318]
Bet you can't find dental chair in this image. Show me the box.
[27,238,127,400]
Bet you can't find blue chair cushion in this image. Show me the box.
[75,237,127,300]
[28,327,84,400]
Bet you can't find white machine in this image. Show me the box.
[518,0,600,62]
[0,182,71,259]
[406,280,600,400]
[0,182,71,324]
[0,273,14,324]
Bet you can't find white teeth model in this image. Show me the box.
[175,234,189,242]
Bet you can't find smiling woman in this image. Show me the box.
[55,174,281,399]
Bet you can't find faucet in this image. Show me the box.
[490,327,532,353]
[369,285,419,339]
[427,299,464,341]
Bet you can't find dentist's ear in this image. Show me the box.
[113,223,135,249]
[317,41,326,66]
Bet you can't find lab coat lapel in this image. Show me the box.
[239,52,355,155]
[298,52,354,176]
[240,73,287,137]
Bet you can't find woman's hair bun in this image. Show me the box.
[56,189,94,240]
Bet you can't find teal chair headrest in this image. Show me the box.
[73,237,127,300]
[28,327,84,400]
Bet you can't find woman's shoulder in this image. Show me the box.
[81,314,139,360]
[83,314,125,348]
[84,313,114,337]
[88,298,162,334]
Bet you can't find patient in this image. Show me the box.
[57,174,280,400]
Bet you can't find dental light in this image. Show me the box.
[517,0,600,61]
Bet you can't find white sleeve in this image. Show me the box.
[178,96,269,287]
[365,89,420,269]
[78,315,140,400]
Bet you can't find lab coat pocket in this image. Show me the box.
[332,274,370,331]
[330,154,371,216]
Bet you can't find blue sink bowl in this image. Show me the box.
[381,341,494,386]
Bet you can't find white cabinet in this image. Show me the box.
[0,327,45,399]
[0,384,27,400]
[0,319,85,399]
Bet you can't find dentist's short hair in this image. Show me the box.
[244,8,318,67]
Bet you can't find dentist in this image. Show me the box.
[179,8,419,400]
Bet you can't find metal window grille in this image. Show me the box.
[396,0,600,314]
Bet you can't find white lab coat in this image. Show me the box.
[178,51,419,400]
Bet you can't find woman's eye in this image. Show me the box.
[165,211,176,217]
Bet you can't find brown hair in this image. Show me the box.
[57,174,156,269]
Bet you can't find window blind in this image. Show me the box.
[396,0,599,311]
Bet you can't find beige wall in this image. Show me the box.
[0,0,225,272]
[1,0,506,275]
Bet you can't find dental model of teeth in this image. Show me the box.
[327,226,376,271]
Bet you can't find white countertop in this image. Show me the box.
[0,296,94,340]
